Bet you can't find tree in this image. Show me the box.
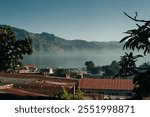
[85,61,95,73]
[120,12,150,55]
[85,61,101,74]
[0,26,32,72]
[118,12,150,99]
[116,52,142,77]
[54,68,67,77]
[100,61,120,77]
[110,60,118,68]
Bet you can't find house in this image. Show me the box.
[79,78,133,99]
[23,64,37,69]
[76,69,87,78]
[0,73,78,99]
[18,64,38,73]
[24,64,38,73]
[18,69,30,74]
[40,68,54,76]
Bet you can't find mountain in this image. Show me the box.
[0,24,124,53]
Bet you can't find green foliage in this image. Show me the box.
[100,61,120,77]
[118,12,150,99]
[120,12,150,55]
[84,60,120,77]
[0,26,32,72]
[85,61,95,71]
[85,61,101,74]
[116,52,142,77]
[54,68,67,77]
[133,70,150,99]
[74,89,83,100]
[54,87,83,100]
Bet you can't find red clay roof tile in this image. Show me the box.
[79,78,133,91]
[0,88,47,96]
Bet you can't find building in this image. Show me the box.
[40,68,54,76]
[23,64,37,69]
[0,73,78,99]
[76,69,88,78]
[79,78,133,99]
[18,69,30,74]
[18,64,38,73]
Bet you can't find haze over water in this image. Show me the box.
[23,49,150,68]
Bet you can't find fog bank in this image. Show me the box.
[23,49,150,68]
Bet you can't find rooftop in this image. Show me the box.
[79,78,133,91]
[0,73,78,83]
[23,64,37,68]
[0,73,78,96]
[0,88,47,97]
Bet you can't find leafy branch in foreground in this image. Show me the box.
[120,12,150,55]
[115,52,142,77]
[0,26,33,72]
[117,12,150,99]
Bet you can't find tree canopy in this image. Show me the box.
[85,61,102,74]
[120,12,150,55]
[118,12,150,99]
[116,52,142,77]
[0,26,32,72]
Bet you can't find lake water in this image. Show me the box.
[23,49,150,68]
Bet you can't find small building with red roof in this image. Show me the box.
[79,78,133,99]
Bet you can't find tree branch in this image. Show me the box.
[124,12,150,23]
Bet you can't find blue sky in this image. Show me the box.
[0,0,150,41]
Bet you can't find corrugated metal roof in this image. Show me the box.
[79,78,133,91]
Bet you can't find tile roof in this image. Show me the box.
[79,78,133,91]
[0,88,48,97]
[0,73,78,96]
[0,73,78,83]
[23,64,37,68]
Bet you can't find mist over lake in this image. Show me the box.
[23,49,150,68]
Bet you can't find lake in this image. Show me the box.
[23,49,150,68]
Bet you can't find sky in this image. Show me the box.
[0,0,150,42]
